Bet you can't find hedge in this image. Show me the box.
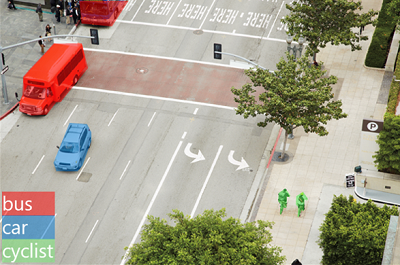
[365,0,397,68]
[385,51,400,115]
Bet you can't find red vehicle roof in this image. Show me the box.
[23,43,83,84]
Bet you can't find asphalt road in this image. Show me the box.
[1,86,273,263]
[75,0,291,70]
[1,0,290,263]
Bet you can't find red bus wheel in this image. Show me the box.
[73,75,79,85]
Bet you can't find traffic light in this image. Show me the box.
[90,29,99,45]
[1,53,5,65]
[214,43,222,60]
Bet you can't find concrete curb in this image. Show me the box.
[239,124,282,223]
[0,102,19,121]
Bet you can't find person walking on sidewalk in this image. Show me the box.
[45,24,52,42]
[66,6,72,25]
[55,5,61,22]
[38,36,45,54]
[72,6,78,24]
[8,0,17,9]
[278,189,291,215]
[36,3,43,22]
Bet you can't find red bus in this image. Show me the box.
[18,43,88,116]
[80,0,127,27]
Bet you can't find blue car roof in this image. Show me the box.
[64,133,80,143]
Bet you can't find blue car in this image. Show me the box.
[54,123,91,171]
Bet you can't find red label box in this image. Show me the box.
[2,192,55,216]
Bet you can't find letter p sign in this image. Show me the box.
[367,122,378,132]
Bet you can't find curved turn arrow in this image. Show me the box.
[228,150,249,171]
[184,143,205,163]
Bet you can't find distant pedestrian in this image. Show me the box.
[360,25,365,35]
[38,36,45,54]
[45,24,52,42]
[55,5,61,22]
[313,60,319,67]
[66,6,72,24]
[36,3,43,22]
[72,7,78,24]
[8,0,16,9]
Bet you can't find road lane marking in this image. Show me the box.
[64,105,78,126]
[166,0,181,25]
[199,0,216,29]
[120,160,131,180]
[126,0,137,12]
[184,143,205,163]
[32,155,45,174]
[267,1,285,38]
[131,0,146,21]
[108,109,120,126]
[74,86,235,110]
[76,157,91,180]
[190,145,223,218]
[121,140,183,264]
[148,112,156,127]
[115,20,290,44]
[181,131,187,139]
[193,108,198,115]
[85,220,99,243]
[228,150,249,171]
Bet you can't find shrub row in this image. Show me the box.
[365,0,397,68]
[385,51,400,116]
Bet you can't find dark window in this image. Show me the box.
[80,129,87,148]
[57,49,84,86]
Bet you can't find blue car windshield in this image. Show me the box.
[60,142,79,153]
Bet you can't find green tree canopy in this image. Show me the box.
[373,115,400,174]
[318,195,399,265]
[124,209,285,265]
[387,0,400,29]
[282,0,377,58]
[231,53,347,157]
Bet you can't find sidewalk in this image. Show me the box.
[0,3,76,116]
[255,0,388,264]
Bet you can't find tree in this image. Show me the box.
[387,0,400,30]
[124,208,285,265]
[373,115,400,174]
[318,195,399,265]
[231,53,347,159]
[282,0,377,60]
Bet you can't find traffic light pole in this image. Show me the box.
[1,35,94,104]
[214,51,274,74]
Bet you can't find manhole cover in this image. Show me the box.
[77,172,92,182]
[193,29,203,35]
[136,67,148,74]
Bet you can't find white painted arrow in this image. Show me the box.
[184,143,205,163]
[228,150,249,171]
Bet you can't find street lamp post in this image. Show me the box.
[286,34,304,61]
[286,34,304,139]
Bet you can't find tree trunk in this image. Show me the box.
[313,52,317,62]
[279,130,288,159]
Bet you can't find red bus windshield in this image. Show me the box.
[23,86,46,99]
